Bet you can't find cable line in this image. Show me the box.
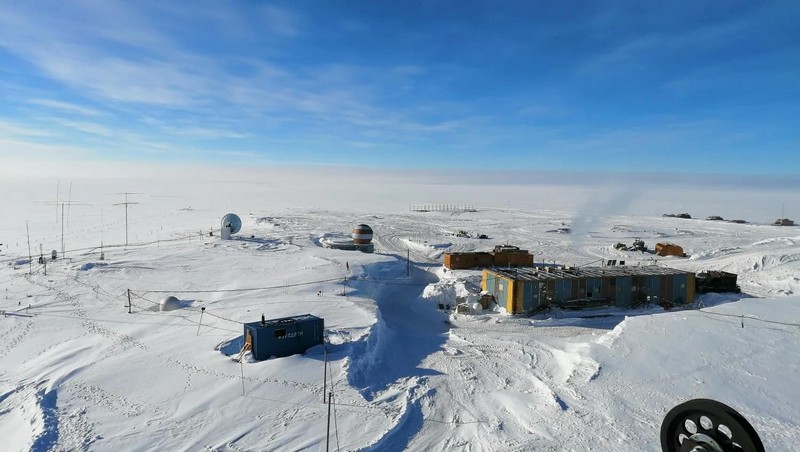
[696,308,800,328]
[140,277,344,294]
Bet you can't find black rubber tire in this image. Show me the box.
[660,398,764,452]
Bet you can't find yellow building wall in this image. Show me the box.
[513,281,525,314]
[506,279,515,313]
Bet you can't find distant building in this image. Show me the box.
[774,218,795,226]
[655,243,686,257]
[696,271,741,294]
[321,223,375,253]
[444,245,534,270]
[482,265,695,314]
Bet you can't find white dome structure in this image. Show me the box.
[160,296,182,312]
[352,224,373,244]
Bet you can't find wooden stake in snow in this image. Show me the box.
[127,289,132,314]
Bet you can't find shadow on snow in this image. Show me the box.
[345,256,448,401]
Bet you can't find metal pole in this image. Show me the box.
[61,203,65,257]
[240,357,246,396]
[407,249,410,276]
[125,193,129,246]
[26,221,32,274]
[323,347,328,404]
[326,391,332,452]
[66,181,72,228]
[55,180,59,222]
[197,307,205,336]
[127,289,132,314]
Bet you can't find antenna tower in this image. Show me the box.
[100,206,105,260]
[114,192,141,246]
[37,200,90,257]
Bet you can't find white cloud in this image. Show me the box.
[0,120,55,138]
[0,1,484,156]
[27,99,103,116]
[35,116,116,137]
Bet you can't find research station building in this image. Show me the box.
[482,265,696,314]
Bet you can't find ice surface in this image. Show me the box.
[0,173,798,451]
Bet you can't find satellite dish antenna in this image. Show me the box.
[221,213,242,240]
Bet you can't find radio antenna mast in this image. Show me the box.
[55,180,60,223]
[37,200,90,257]
[66,181,73,228]
[114,192,141,246]
[100,206,105,260]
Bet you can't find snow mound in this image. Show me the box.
[400,238,452,259]
[78,262,108,271]
[0,384,59,452]
[420,279,478,308]
[749,253,800,271]
[596,317,627,347]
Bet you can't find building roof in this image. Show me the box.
[245,313,321,329]
[488,265,692,282]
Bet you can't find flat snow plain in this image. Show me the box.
[1,175,798,451]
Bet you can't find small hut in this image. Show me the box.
[243,314,324,360]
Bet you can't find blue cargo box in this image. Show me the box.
[244,314,324,360]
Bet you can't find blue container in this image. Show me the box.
[672,273,688,304]
[521,281,541,311]
[554,279,572,304]
[585,278,602,299]
[614,277,632,307]
[244,314,324,360]
[645,276,661,302]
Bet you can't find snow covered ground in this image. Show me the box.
[1,173,798,451]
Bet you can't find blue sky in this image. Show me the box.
[1,1,798,173]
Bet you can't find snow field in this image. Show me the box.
[0,177,798,451]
